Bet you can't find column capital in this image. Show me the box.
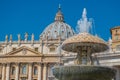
[37,63,42,65]
[28,62,33,65]
[28,62,33,66]
[6,63,10,66]
[47,63,55,67]
[44,63,48,67]
[2,63,6,65]
[15,62,20,66]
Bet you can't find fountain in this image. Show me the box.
[52,8,116,80]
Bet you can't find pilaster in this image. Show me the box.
[38,63,42,80]
[6,63,10,80]
[2,63,6,80]
[15,63,19,80]
[28,63,32,80]
[43,63,48,80]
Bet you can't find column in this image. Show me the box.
[28,63,32,80]
[6,63,10,80]
[43,63,47,80]
[38,63,42,80]
[2,63,6,80]
[15,63,19,80]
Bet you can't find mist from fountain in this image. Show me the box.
[76,8,92,33]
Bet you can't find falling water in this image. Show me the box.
[76,8,93,33]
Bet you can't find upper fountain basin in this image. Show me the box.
[62,32,108,53]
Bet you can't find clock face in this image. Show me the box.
[22,49,27,55]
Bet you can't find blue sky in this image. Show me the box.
[0,0,120,41]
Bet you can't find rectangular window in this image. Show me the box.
[115,35,119,40]
[22,65,27,74]
[0,48,2,53]
[12,48,16,51]
[50,48,55,52]
[34,47,38,52]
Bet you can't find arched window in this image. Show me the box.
[116,45,120,51]
[115,35,119,40]
[34,66,38,75]
[11,66,16,75]
[22,65,27,74]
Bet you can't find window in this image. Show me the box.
[22,49,27,55]
[50,47,55,52]
[34,66,38,75]
[116,45,120,51]
[12,48,16,51]
[22,65,27,74]
[115,35,119,40]
[0,48,2,53]
[35,47,38,52]
[11,66,16,75]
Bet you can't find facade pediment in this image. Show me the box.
[5,46,42,56]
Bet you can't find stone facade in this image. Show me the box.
[0,6,75,80]
[111,26,120,51]
[96,26,120,80]
[0,46,62,80]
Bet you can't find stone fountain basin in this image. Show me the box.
[52,65,116,80]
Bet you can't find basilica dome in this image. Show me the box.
[40,6,75,40]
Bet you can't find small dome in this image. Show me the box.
[41,6,75,40]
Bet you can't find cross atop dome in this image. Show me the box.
[54,4,64,22]
[59,4,61,9]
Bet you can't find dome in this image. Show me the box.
[40,6,75,40]
[62,32,108,53]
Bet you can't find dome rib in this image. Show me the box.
[41,22,75,40]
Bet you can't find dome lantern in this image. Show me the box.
[54,4,64,22]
